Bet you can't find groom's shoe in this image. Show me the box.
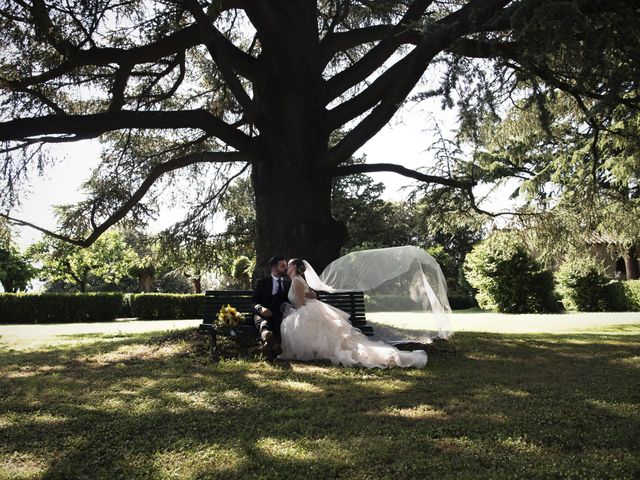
[263,331,283,357]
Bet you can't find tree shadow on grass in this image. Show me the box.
[0,330,639,479]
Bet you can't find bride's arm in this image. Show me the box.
[292,278,306,307]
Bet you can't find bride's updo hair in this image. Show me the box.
[289,258,306,278]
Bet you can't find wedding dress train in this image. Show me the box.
[279,276,427,368]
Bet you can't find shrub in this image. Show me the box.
[447,292,477,310]
[364,293,475,311]
[0,293,124,324]
[620,280,640,311]
[129,293,204,320]
[556,256,611,311]
[231,256,254,289]
[605,280,640,312]
[364,295,422,312]
[464,232,560,313]
[155,271,193,293]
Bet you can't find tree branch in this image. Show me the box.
[333,162,476,189]
[0,110,259,154]
[108,64,133,112]
[242,1,291,57]
[1,151,255,248]
[320,24,395,64]
[182,0,256,80]
[12,25,203,88]
[183,0,259,118]
[450,38,640,108]
[0,79,67,115]
[136,52,187,107]
[333,162,529,218]
[323,0,513,168]
[463,185,528,217]
[323,0,434,102]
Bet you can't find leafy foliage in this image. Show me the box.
[231,256,253,289]
[606,280,640,312]
[556,255,612,311]
[331,157,406,252]
[469,91,640,274]
[464,231,559,313]
[2,1,639,271]
[27,230,139,292]
[0,245,36,292]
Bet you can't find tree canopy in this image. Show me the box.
[27,230,138,291]
[462,90,640,277]
[1,0,639,273]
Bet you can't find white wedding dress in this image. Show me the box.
[279,276,428,368]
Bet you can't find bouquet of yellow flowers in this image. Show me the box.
[216,304,245,331]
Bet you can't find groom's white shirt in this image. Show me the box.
[271,274,282,295]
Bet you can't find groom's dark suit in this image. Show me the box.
[252,276,291,341]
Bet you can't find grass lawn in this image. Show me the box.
[1,319,639,479]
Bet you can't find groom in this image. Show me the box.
[253,255,290,358]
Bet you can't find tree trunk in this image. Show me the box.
[192,276,202,294]
[252,162,346,278]
[250,2,347,279]
[625,244,640,280]
[138,272,154,292]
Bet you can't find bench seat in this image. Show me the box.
[198,289,373,359]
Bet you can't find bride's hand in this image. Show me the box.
[304,290,318,300]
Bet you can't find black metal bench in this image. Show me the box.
[198,289,374,359]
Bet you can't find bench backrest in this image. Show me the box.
[203,289,372,336]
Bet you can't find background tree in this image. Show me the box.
[121,229,162,292]
[0,246,36,292]
[0,220,36,293]
[216,175,257,270]
[1,1,639,276]
[156,225,219,293]
[28,230,138,292]
[466,92,640,278]
[230,255,253,289]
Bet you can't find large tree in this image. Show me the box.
[465,92,640,278]
[27,230,138,291]
[1,0,639,274]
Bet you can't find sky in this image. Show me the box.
[9,99,512,251]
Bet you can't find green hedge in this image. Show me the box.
[0,292,205,324]
[365,293,476,312]
[128,293,204,320]
[448,293,478,310]
[0,293,125,324]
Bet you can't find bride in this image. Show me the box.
[279,258,428,368]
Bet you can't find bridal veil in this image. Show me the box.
[302,246,453,343]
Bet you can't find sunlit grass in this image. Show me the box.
[1,327,639,479]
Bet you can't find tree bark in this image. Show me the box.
[192,277,202,294]
[138,272,154,292]
[625,244,640,280]
[252,161,347,279]
[249,1,347,278]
